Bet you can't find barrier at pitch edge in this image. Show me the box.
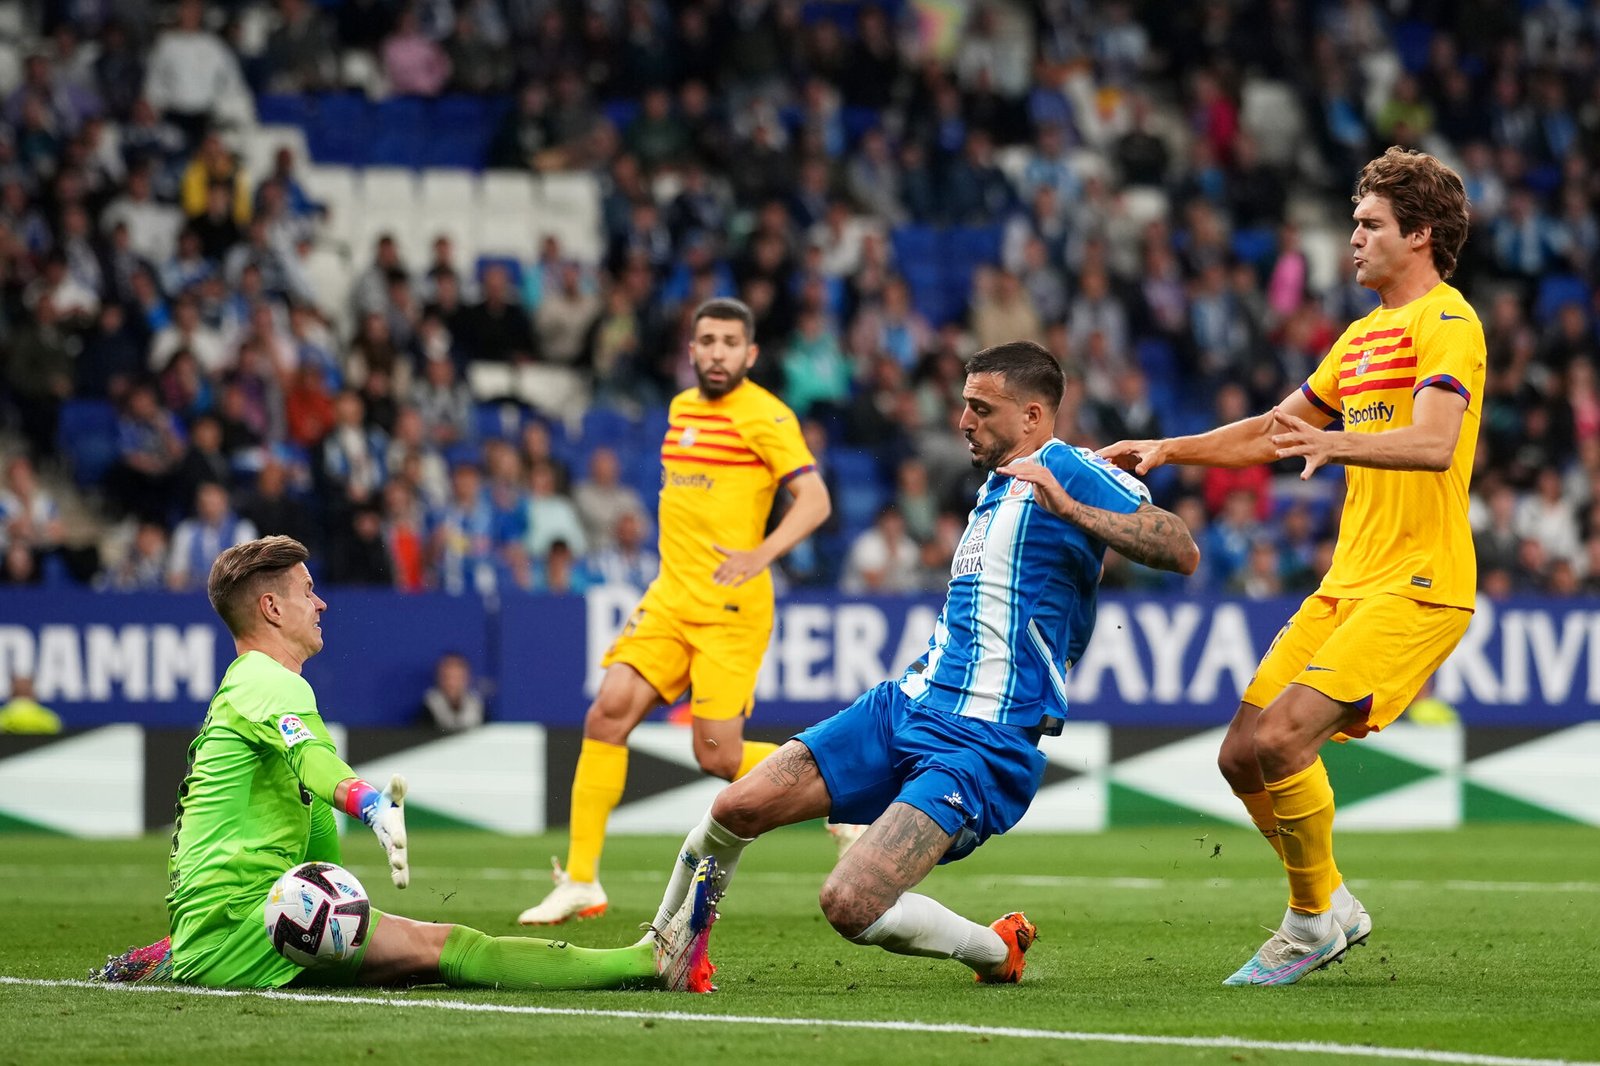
[0,588,1596,728]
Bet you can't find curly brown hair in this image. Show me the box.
[1353,146,1471,280]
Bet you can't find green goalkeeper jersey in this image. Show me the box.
[167,651,355,981]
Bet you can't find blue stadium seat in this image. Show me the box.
[370,97,429,167]
[1536,274,1590,322]
[475,256,525,290]
[581,406,636,450]
[1392,19,1435,74]
[1230,227,1277,268]
[256,93,311,127]
[306,93,371,166]
[1136,337,1178,380]
[56,399,119,487]
[825,447,890,535]
[890,225,940,267]
[426,96,497,169]
[474,400,525,441]
[948,225,1003,266]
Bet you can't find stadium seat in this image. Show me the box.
[474,400,527,441]
[1230,227,1278,268]
[537,172,602,234]
[473,211,537,261]
[305,93,371,166]
[370,97,429,167]
[360,166,419,212]
[1392,19,1435,74]
[1136,338,1178,380]
[242,124,311,181]
[1536,274,1591,322]
[824,447,891,536]
[418,169,478,213]
[581,406,636,450]
[890,225,939,266]
[302,164,360,246]
[949,225,1003,266]
[256,92,312,128]
[480,171,538,212]
[56,399,120,487]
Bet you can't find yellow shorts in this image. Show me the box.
[601,601,771,721]
[1241,593,1471,738]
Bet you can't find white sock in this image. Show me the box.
[1283,906,1334,943]
[852,892,1008,972]
[1330,881,1358,922]
[651,811,754,931]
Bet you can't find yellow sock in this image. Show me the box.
[735,740,779,780]
[1265,757,1337,914]
[566,738,628,884]
[1233,789,1287,861]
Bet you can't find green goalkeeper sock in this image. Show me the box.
[438,925,657,990]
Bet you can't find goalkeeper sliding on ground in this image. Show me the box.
[95,535,720,994]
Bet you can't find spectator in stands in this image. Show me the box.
[173,413,232,504]
[460,262,538,364]
[782,306,852,421]
[419,651,484,732]
[585,510,658,590]
[411,354,473,448]
[536,260,601,374]
[328,502,393,586]
[382,5,452,97]
[572,446,646,551]
[380,477,427,590]
[239,456,316,552]
[142,0,253,141]
[5,298,74,458]
[0,675,61,733]
[971,268,1045,351]
[522,458,586,562]
[166,480,256,591]
[537,538,587,594]
[0,454,63,567]
[842,505,921,594]
[1516,467,1582,568]
[179,132,250,224]
[106,382,185,522]
[150,294,227,376]
[1205,489,1262,588]
[263,0,336,94]
[318,389,387,506]
[431,460,497,595]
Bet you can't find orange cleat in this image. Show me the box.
[976,912,1037,984]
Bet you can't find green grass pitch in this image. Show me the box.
[2,824,1597,1065]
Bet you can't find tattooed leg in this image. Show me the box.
[818,802,954,938]
[817,803,1012,973]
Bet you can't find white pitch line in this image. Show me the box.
[2,866,1597,894]
[2,977,1593,1066]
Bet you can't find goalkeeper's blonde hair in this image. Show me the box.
[208,535,311,636]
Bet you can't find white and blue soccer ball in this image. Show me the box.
[263,861,371,967]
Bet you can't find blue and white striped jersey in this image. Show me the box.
[898,439,1150,727]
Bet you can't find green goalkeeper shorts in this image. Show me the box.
[174,908,386,989]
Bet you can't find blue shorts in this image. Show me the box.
[794,681,1048,864]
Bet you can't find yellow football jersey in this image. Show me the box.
[644,380,818,624]
[1300,282,1486,609]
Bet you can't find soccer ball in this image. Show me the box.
[263,861,371,967]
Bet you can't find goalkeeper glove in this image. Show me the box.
[343,774,410,888]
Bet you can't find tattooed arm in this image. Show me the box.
[998,462,1200,575]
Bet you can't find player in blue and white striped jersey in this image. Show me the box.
[645,341,1199,985]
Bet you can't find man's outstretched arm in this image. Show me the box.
[998,463,1199,576]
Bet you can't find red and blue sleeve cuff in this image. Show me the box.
[1415,374,1471,403]
[1300,383,1340,420]
[779,463,818,486]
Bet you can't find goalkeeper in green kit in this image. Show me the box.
[95,536,722,993]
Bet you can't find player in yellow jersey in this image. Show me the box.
[519,298,832,925]
[1101,147,1484,985]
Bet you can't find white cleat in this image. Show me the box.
[1339,895,1373,949]
[827,822,867,858]
[650,856,724,993]
[516,857,608,925]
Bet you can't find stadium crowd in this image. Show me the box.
[0,0,1597,601]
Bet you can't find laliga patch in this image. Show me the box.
[277,714,314,748]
